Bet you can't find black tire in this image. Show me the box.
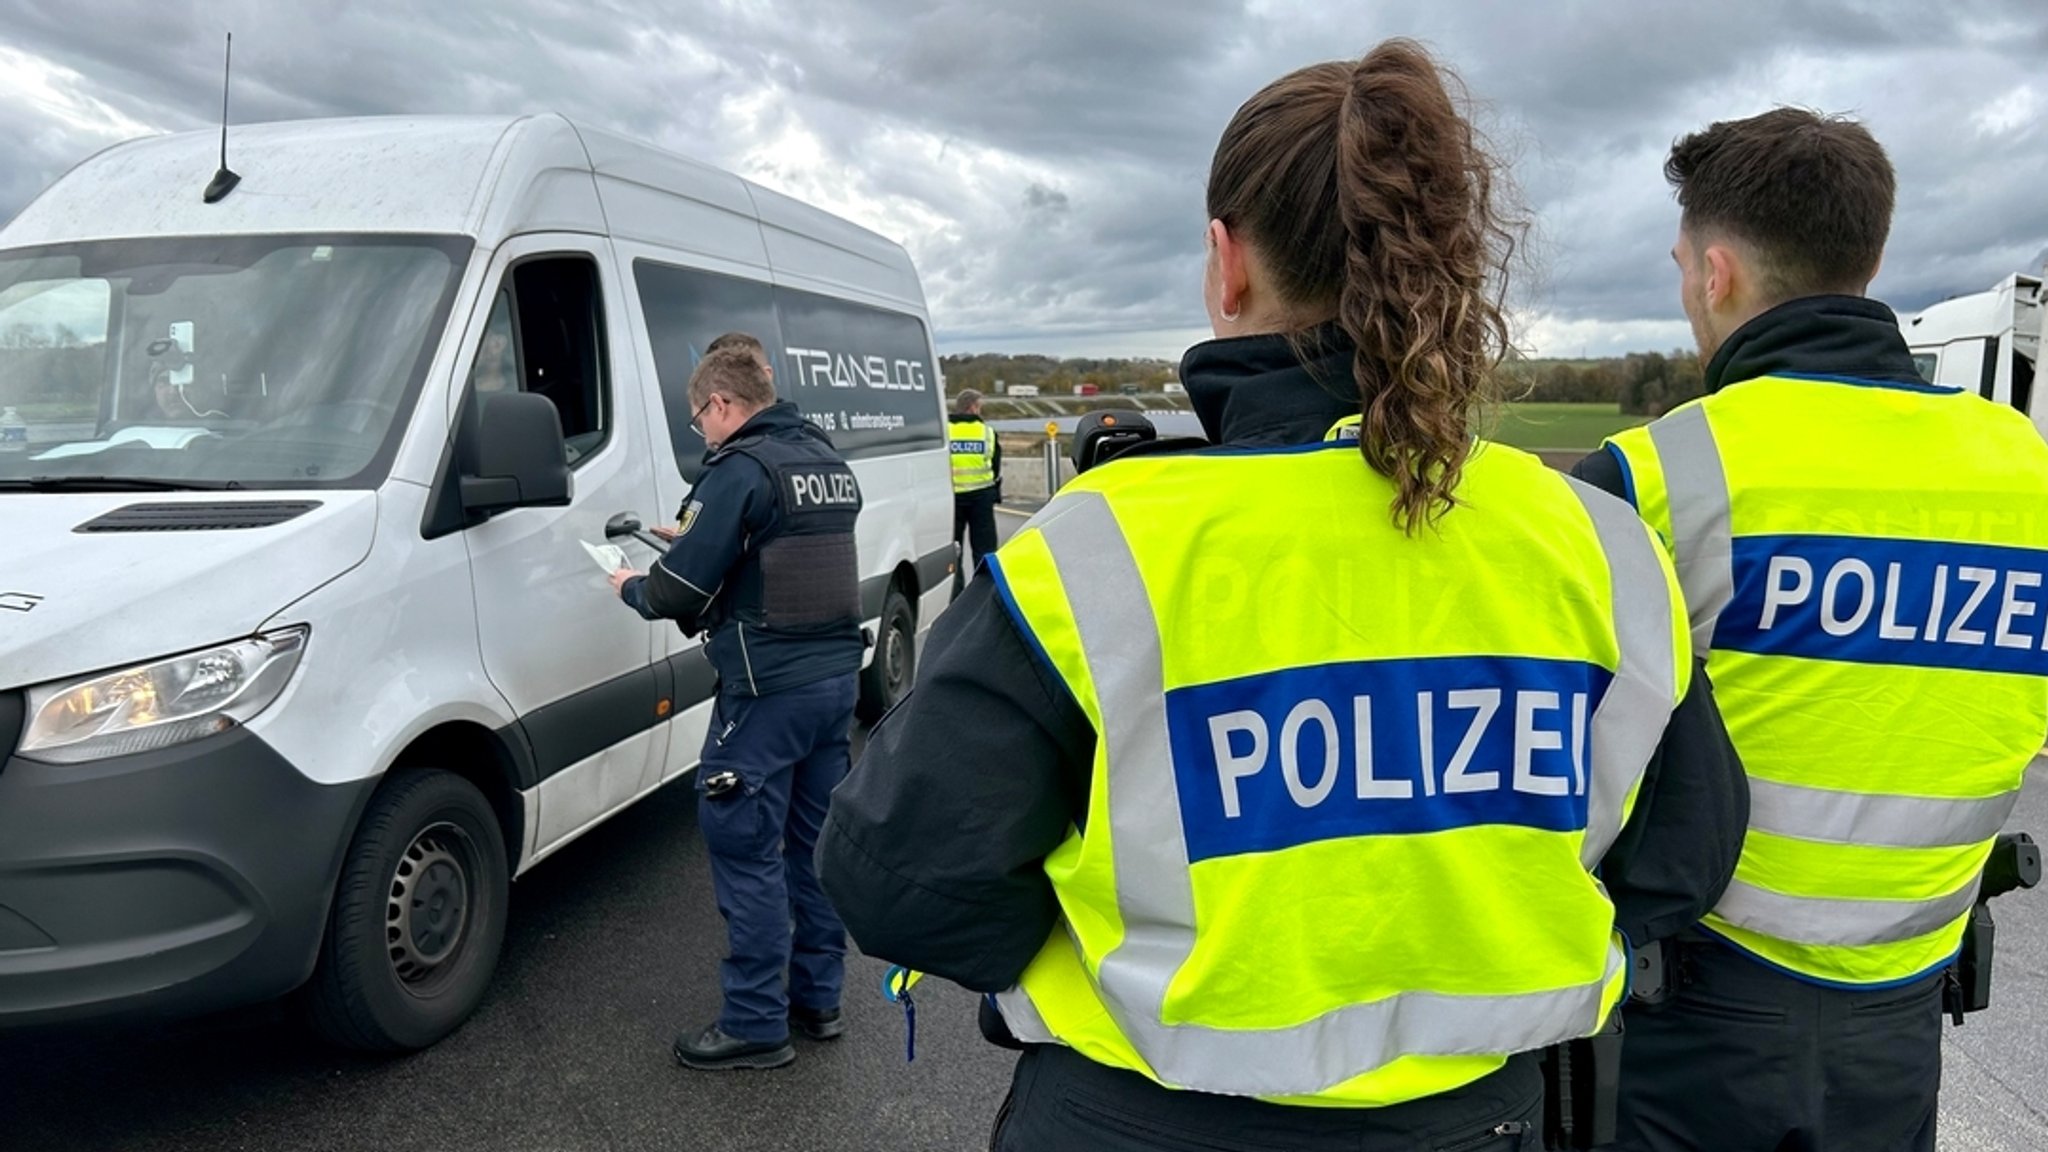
[305,769,509,1053]
[858,585,916,724]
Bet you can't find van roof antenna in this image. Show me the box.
[203,32,241,204]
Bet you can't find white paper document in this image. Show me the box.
[581,540,627,574]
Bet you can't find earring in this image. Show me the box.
[1220,301,1241,324]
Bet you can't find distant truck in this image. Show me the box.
[1897,271,2043,434]
[1008,384,1041,398]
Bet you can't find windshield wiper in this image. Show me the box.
[0,475,244,492]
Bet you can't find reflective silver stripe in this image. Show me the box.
[1563,477,1680,867]
[1715,877,1982,947]
[1647,405,1733,650]
[995,986,1057,1044]
[996,490,1629,1096]
[1032,492,1195,1049]
[1002,950,1625,1098]
[1749,777,2021,849]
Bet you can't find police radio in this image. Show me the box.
[1070,410,1211,474]
[1948,831,2041,1022]
[1069,410,1157,474]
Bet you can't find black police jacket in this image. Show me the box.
[624,401,864,696]
[820,327,1748,995]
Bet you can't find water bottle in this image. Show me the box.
[0,406,26,453]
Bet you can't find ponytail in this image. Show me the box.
[1207,39,1520,532]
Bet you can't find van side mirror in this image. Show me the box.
[460,391,572,514]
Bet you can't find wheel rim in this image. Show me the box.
[886,615,910,697]
[386,821,478,995]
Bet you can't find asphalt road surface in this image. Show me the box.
[4,507,2044,1151]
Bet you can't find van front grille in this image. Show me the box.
[74,502,321,533]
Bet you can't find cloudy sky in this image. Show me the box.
[2,0,2045,359]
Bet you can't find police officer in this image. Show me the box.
[820,41,1746,1151]
[1575,109,2048,1151]
[611,343,865,1071]
[948,389,1001,586]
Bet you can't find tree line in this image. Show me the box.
[1500,350,1707,416]
[940,353,1179,397]
[943,349,1706,416]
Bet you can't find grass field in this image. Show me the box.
[1490,402,1644,451]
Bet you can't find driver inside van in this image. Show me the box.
[470,328,519,394]
[147,369,230,421]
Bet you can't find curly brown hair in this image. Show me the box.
[1206,39,1521,531]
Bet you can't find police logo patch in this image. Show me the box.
[676,500,702,539]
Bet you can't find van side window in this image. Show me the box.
[631,259,780,482]
[477,256,611,466]
[631,257,944,481]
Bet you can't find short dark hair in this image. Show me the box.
[689,345,776,410]
[1665,107,1894,302]
[707,331,767,361]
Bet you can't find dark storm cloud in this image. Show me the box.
[2,0,2047,355]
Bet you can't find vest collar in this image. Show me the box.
[1179,324,1360,447]
[1704,295,1925,393]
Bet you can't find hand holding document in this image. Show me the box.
[581,540,627,574]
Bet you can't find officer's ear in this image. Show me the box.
[1208,219,1252,324]
[1700,242,1742,313]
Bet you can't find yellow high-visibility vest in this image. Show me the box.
[950,418,995,493]
[1606,372,2048,986]
[987,437,1688,1105]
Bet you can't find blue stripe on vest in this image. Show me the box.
[1716,534,2048,675]
[1165,656,1613,863]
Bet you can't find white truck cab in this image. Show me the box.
[0,115,954,1050]
[1898,271,2044,435]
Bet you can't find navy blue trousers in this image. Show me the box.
[695,673,857,1043]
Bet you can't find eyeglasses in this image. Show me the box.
[688,394,719,436]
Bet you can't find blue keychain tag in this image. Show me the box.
[882,966,922,1063]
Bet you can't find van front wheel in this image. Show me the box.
[858,585,916,724]
[306,769,508,1052]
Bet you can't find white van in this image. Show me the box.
[0,115,955,1050]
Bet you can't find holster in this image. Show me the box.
[1944,832,2041,1025]
[1945,902,1997,1023]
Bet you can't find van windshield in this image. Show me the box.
[0,234,469,489]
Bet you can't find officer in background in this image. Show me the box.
[948,389,1001,587]
[1576,109,2048,1151]
[610,344,865,1071]
[821,40,1746,1151]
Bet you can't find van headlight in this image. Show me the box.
[18,628,309,764]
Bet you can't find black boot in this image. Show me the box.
[673,1024,795,1070]
[791,1006,845,1041]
